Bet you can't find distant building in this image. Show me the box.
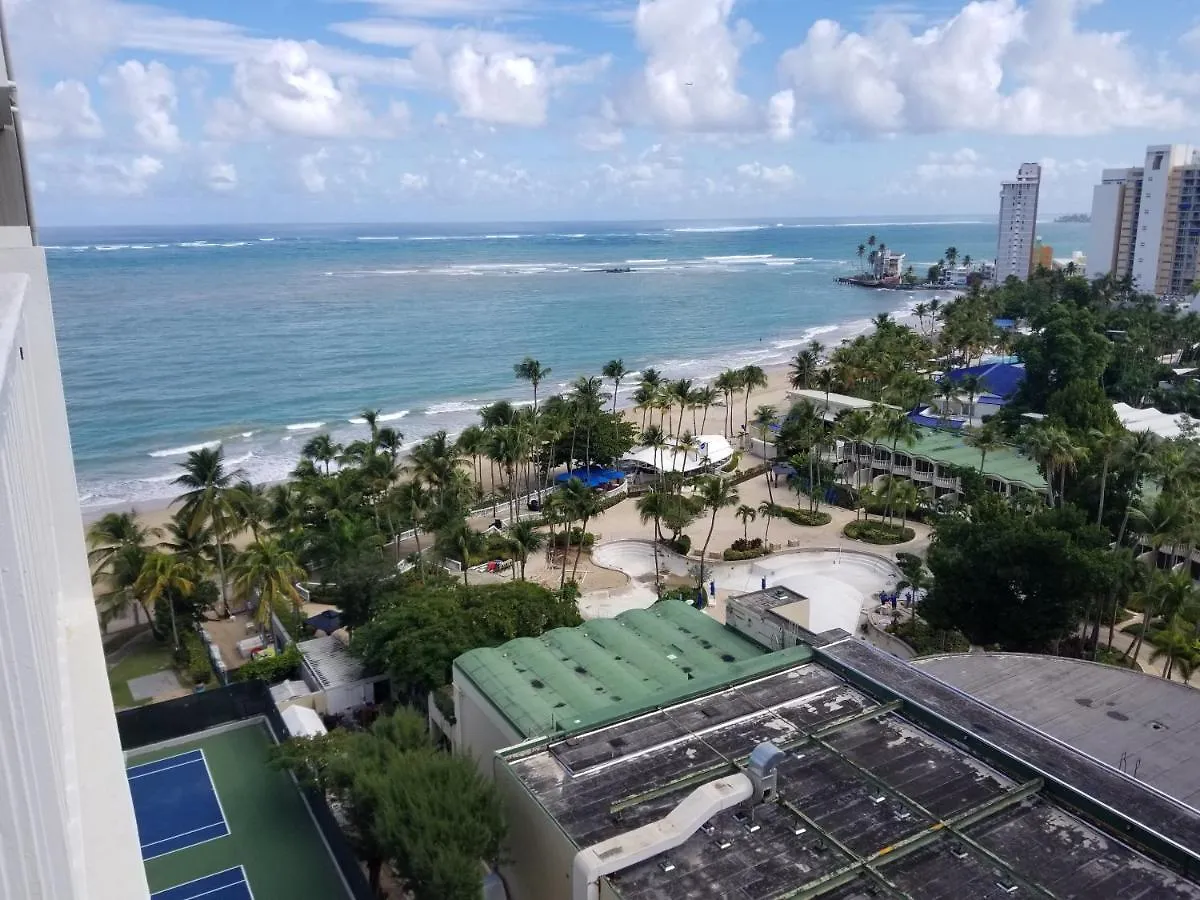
[1033,239,1053,271]
[872,249,905,280]
[1087,143,1200,297]
[995,162,1042,282]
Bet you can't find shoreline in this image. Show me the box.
[77,288,954,522]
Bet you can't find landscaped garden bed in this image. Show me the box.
[843,520,914,545]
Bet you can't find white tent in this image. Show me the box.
[281,703,327,739]
[620,434,734,475]
[1112,403,1194,441]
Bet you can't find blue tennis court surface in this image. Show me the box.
[151,866,253,900]
[128,749,229,860]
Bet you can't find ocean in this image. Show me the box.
[42,216,1089,511]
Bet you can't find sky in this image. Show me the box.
[11,0,1200,225]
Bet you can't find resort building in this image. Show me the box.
[0,24,149,900]
[489,633,1200,900]
[837,425,1047,501]
[1087,144,1200,297]
[872,248,906,279]
[619,434,734,478]
[995,162,1042,282]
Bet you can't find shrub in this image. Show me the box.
[843,520,914,545]
[730,537,764,552]
[722,451,743,473]
[779,507,832,527]
[886,618,970,654]
[233,644,302,685]
[666,534,691,556]
[723,547,769,561]
[730,463,770,485]
[178,631,213,685]
[551,528,595,549]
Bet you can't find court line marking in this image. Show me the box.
[151,865,249,900]
[127,752,206,780]
[200,749,232,840]
[139,749,231,860]
[141,819,227,850]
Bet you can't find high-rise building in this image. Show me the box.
[1086,143,1200,297]
[995,162,1042,282]
[0,12,149,900]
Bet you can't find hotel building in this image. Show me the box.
[995,163,1042,282]
[1087,143,1200,297]
[0,13,149,900]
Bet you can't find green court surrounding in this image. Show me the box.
[131,721,351,899]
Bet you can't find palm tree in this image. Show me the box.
[455,424,487,488]
[135,552,196,650]
[739,365,768,435]
[736,504,757,541]
[668,379,694,438]
[1131,570,1196,666]
[558,477,601,584]
[227,479,270,540]
[632,383,657,431]
[963,422,1003,475]
[392,478,432,565]
[514,357,551,415]
[875,407,919,525]
[956,373,986,420]
[505,520,544,580]
[1148,614,1198,681]
[944,246,959,268]
[696,475,739,590]
[636,487,668,592]
[814,369,835,418]
[789,349,819,390]
[758,500,778,543]
[301,433,342,475]
[694,385,719,433]
[444,521,485,587]
[231,538,305,633]
[856,243,866,273]
[87,512,162,627]
[1117,430,1159,544]
[714,370,740,437]
[173,446,243,617]
[890,477,921,531]
[602,359,629,414]
[1089,426,1129,526]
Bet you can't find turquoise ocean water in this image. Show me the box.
[42,216,1088,510]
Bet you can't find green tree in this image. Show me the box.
[602,359,629,414]
[735,504,757,542]
[506,520,544,580]
[514,357,551,414]
[135,551,196,650]
[695,475,739,590]
[231,537,306,633]
[739,365,768,434]
[87,511,162,627]
[962,422,1003,475]
[174,446,243,616]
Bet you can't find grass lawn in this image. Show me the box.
[108,639,178,709]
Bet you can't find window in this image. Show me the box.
[1153,154,1164,171]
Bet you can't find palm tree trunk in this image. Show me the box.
[215,537,230,617]
[167,595,180,651]
[571,515,590,582]
[701,403,710,434]
[699,508,718,590]
[1097,459,1110,526]
[651,524,661,597]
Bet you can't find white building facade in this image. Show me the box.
[995,163,1042,282]
[0,21,149,900]
[1087,144,1200,297]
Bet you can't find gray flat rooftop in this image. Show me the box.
[506,648,1200,900]
[913,652,1200,810]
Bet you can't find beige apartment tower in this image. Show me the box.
[1087,143,1200,297]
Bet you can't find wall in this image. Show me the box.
[1088,176,1127,278]
[862,621,917,660]
[453,669,526,777]
[494,753,580,900]
[0,236,148,899]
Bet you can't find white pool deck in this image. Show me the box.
[585,540,901,634]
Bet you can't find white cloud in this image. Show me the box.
[446,47,549,126]
[398,172,428,190]
[23,81,104,142]
[766,90,796,142]
[206,162,238,192]
[331,19,572,58]
[914,147,994,181]
[1184,23,1200,49]
[779,0,1189,137]
[46,153,164,196]
[629,0,755,131]
[110,60,182,152]
[736,161,796,187]
[598,143,685,192]
[229,41,376,138]
[298,149,329,192]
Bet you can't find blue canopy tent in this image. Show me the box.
[305,609,342,634]
[554,467,626,489]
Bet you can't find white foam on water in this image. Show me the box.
[671,225,769,233]
[358,236,401,241]
[285,421,326,431]
[627,258,668,264]
[258,237,275,242]
[424,400,483,416]
[148,440,221,458]
[349,409,409,424]
[703,254,774,262]
[220,241,248,248]
[95,245,130,251]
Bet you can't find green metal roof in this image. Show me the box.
[901,428,1047,489]
[454,601,810,739]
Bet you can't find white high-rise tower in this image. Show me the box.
[0,9,149,899]
[995,163,1042,282]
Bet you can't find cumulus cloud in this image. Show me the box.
[779,0,1188,137]
[766,90,796,142]
[914,148,995,181]
[72,154,164,196]
[23,80,104,142]
[398,172,428,190]
[109,60,182,151]
[446,47,549,126]
[736,161,796,187]
[206,162,238,192]
[298,149,329,192]
[228,41,376,138]
[629,0,755,131]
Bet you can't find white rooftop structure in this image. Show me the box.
[620,434,734,475]
[299,635,366,689]
[281,704,327,739]
[786,389,894,423]
[1113,403,1195,440]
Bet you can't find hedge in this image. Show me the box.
[843,520,914,545]
[779,507,832,527]
[666,535,691,556]
[886,618,970,654]
[550,528,596,549]
[178,631,213,685]
[723,547,769,561]
[729,537,764,552]
[232,644,302,685]
[730,463,770,485]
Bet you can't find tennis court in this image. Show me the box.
[151,866,253,900]
[128,749,228,859]
[129,722,351,900]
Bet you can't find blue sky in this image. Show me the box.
[12,0,1200,225]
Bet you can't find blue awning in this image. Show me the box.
[554,467,626,488]
[304,609,342,633]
